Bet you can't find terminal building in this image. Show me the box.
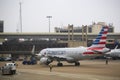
[0,22,120,59]
[55,22,114,33]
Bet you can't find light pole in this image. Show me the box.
[19,2,22,33]
[46,16,52,33]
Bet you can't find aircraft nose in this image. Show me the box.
[35,53,42,58]
[39,52,47,57]
[39,53,43,57]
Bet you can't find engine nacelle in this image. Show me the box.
[66,57,75,63]
[40,57,52,65]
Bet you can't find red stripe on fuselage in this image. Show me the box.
[83,52,94,54]
[87,47,104,50]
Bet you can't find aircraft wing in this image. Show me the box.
[91,49,102,53]
[92,48,110,54]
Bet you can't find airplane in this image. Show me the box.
[37,26,110,66]
[106,45,120,60]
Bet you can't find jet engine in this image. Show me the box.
[66,57,75,63]
[40,57,53,65]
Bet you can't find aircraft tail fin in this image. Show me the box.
[90,26,109,48]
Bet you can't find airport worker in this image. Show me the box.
[106,58,108,65]
[49,64,53,72]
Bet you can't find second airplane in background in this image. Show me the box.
[106,45,120,60]
[37,26,110,66]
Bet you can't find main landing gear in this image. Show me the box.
[75,62,80,66]
[57,62,63,66]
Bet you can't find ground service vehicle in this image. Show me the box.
[1,63,16,75]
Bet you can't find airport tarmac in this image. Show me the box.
[0,60,120,80]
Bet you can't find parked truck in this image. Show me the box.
[1,63,16,75]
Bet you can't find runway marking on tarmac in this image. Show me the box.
[18,69,120,80]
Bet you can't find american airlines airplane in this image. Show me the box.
[37,26,110,66]
[106,45,120,59]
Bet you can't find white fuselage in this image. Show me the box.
[39,46,103,62]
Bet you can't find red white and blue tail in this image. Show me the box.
[90,26,109,48]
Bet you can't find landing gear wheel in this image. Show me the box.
[57,63,63,66]
[75,62,80,66]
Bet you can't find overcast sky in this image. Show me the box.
[0,0,120,32]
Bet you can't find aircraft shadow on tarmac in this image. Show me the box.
[40,64,107,68]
